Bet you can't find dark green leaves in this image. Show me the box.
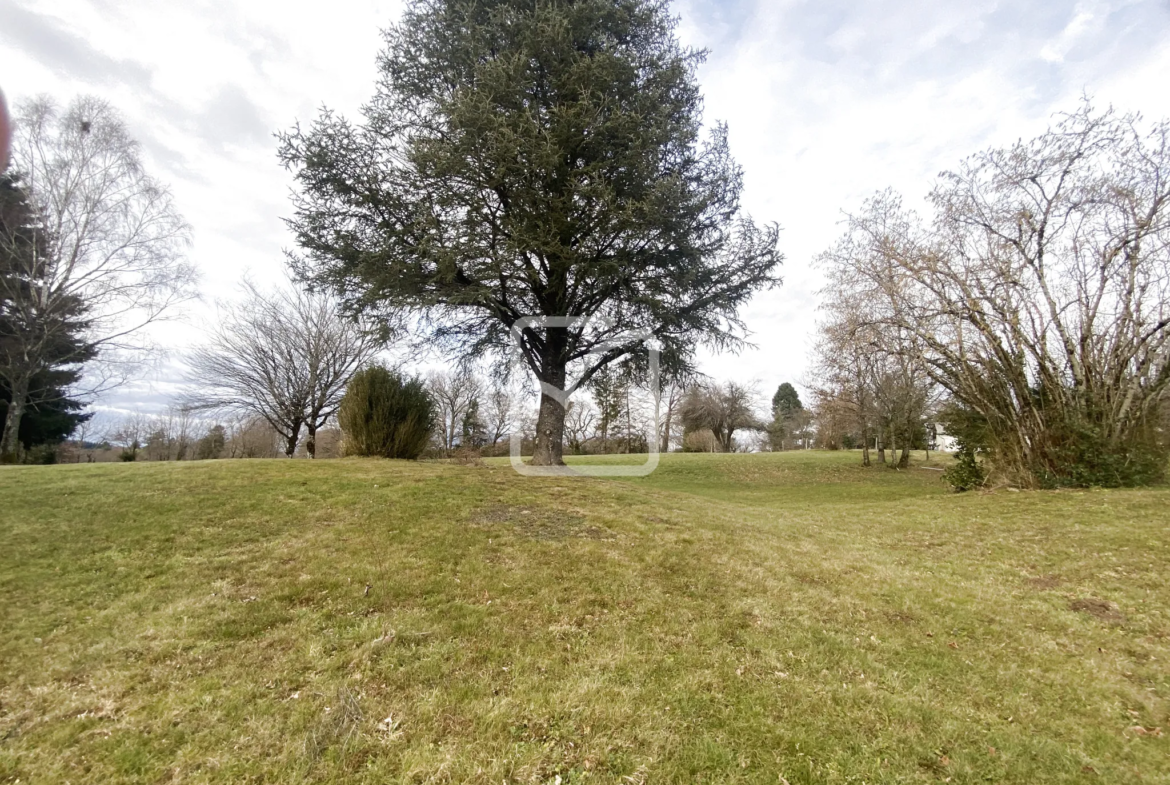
[281,0,781,389]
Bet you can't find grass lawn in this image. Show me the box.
[1,451,1168,784]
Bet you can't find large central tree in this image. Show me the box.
[280,0,782,464]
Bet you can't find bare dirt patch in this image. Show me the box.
[470,504,612,540]
[641,513,682,527]
[1069,597,1124,623]
[1025,574,1061,590]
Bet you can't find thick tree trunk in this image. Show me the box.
[898,414,914,468]
[0,375,30,464]
[624,387,632,454]
[531,391,567,465]
[531,333,569,467]
[284,420,303,458]
[898,444,911,468]
[877,429,886,464]
[305,424,317,459]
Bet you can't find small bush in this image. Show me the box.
[682,429,717,453]
[938,404,988,491]
[944,444,985,492]
[339,366,434,460]
[195,425,226,460]
[21,444,59,465]
[1032,415,1168,489]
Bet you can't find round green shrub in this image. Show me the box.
[944,444,986,492]
[338,366,434,459]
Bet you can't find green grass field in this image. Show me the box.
[1,451,1167,784]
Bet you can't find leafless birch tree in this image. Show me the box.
[1,96,194,461]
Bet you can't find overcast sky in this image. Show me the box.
[3,0,1170,423]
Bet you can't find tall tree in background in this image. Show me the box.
[427,369,482,453]
[772,383,801,419]
[590,366,627,452]
[812,273,935,467]
[563,399,598,453]
[768,381,803,450]
[483,382,520,448]
[195,424,227,460]
[0,172,93,461]
[809,315,880,465]
[280,0,782,465]
[185,281,382,458]
[658,381,685,452]
[1,97,194,461]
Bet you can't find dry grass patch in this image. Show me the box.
[470,504,613,540]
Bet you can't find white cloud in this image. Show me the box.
[677,0,1170,398]
[2,0,1169,414]
[1040,5,1098,62]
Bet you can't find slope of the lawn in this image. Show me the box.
[1,452,1167,784]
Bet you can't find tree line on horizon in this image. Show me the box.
[80,367,819,464]
[75,355,954,467]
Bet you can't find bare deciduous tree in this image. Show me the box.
[809,314,885,465]
[658,382,685,453]
[0,96,195,461]
[563,399,597,455]
[680,381,761,453]
[107,410,149,461]
[483,382,521,450]
[185,281,382,458]
[223,414,280,459]
[427,369,481,454]
[819,103,1170,486]
[143,406,196,461]
[813,312,936,467]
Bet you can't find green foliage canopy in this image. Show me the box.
[280,0,782,463]
[338,366,435,460]
[771,382,802,419]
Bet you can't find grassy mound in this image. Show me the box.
[1,452,1167,783]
